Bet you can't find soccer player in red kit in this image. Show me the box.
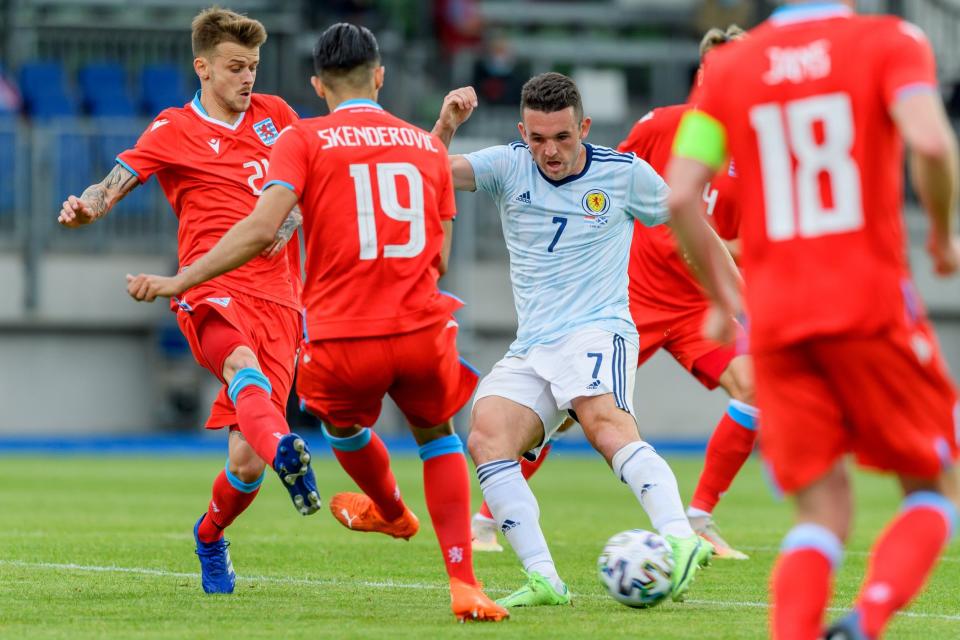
[58,7,320,595]
[125,23,508,622]
[471,26,756,560]
[667,2,960,638]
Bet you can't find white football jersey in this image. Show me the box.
[464,141,669,356]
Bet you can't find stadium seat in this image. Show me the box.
[19,61,79,119]
[47,118,95,210]
[138,64,189,115]
[92,120,153,215]
[0,113,16,213]
[78,63,136,117]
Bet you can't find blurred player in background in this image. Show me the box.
[125,22,508,623]
[667,2,960,638]
[471,25,757,561]
[58,7,320,595]
[432,73,739,607]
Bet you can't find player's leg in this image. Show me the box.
[469,387,571,607]
[688,352,757,559]
[572,392,712,601]
[826,472,957,640]
[473,442,553,552]
[772,462,850,640]
[194,429,266,594]
[197,307,319,516]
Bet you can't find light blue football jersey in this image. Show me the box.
[464,141,669,356]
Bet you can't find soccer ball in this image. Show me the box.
[597,529,674,608]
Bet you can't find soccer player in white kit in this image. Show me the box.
[432,73,734,606]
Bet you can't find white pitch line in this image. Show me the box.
[738,546,960,564]
[3,560,959,623]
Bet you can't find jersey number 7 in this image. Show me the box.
[349,162,426,260]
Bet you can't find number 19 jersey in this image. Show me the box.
[686,6,938,351]
[464,142,669,356]
[263,99,460,341]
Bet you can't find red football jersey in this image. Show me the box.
[689,6,937,350]
[619,104,740,312]
[117,93,302,309]
[263,99,460,340]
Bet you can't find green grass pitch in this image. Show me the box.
[2,453,958,639]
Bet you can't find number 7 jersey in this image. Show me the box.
[262,99,461,340]
[683,5,938,350]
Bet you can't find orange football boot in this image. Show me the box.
[449,578,509,623]
[329,492,420,540]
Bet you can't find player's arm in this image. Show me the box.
[58,163,139,228]
[431,86,480,191]
[892,91,960,275]
[260,205,303,259]
[126,185,297,302]
[667,110,742,341]
[439,219,453,276]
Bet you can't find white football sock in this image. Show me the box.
[477,459,564,590]
[612,441,695,538]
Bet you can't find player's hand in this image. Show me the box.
[928,234,960,276]
[125,273,184,302]
[58,195,97,228]
[703,305,737,344]
[437,86,478,131]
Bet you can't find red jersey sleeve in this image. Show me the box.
[877,20,937,108]
[116,112,180,183]
[617,111,655,157]
[263,124,311,197]
[436,143,457,221]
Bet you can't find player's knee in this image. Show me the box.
[222,346,260,383]
[723,357,756,405]
[467,421,514,465]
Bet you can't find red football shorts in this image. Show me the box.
[754,320,958,494]
[632,301,742,389]
[174,284,300,429]
[297,317,478,428]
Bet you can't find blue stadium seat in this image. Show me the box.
[139,64,189,115]
[19,61,79,119]
[50,118,95,209]
[78,63,136,117]
[0,113,16,213]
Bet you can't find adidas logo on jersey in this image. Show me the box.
[586,379,602,390]
[501,519,519,534]
[515,191,531,205]
[207,138,220,154]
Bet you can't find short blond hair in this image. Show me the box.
[191,6,267,57]
[699,24,746,61]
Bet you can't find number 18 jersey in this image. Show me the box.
[263,99,460,341]
[685,5,938,351]
[464,142,669,356]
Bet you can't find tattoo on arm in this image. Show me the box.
[275,205,303,243]
[80,164,139,219]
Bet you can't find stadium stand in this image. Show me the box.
[78,62,136,117]
[19,61,79,118]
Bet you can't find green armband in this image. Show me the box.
[672,110,727,171]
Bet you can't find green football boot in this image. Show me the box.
[666,534,715,601]
[496,571,572,607]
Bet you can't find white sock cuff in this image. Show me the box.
[477,459,521,491]
[612,441,655,482]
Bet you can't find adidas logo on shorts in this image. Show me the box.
[586,379,602,390]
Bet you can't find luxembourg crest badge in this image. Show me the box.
[582,189,610,227]
[253,117,280,146]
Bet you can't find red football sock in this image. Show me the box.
[424,449,477,585]
[329,429,405,522]
[234,386,290,466]
[857,496,954,638]
[479,444,552,519]
[690,405,757,513]
[197,469,261,543]
[771,548,834,640]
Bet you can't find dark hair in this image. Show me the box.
[520,72,583,122]
[312,23,380,87]
[191,6,266,58]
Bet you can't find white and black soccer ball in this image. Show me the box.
[597,529,674,608]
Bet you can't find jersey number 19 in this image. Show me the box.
[349,162,426,260]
